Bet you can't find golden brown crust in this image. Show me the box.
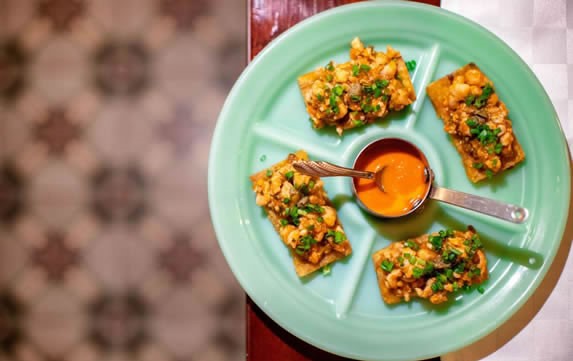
[427,63,525,183]
[250,151,352,277]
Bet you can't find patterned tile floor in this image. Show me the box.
[0,0,246,360]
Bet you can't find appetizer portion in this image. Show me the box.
[426,63,525,183]
[298,37,416,135]
[372,227,488,305]
[250,150,352,277]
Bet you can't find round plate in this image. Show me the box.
[208,2,570,360]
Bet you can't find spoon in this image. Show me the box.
[292,138,529,224]
[293,160,387,192]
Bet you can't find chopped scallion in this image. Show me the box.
[381,259,394,272]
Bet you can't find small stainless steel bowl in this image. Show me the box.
[350,137,434,219]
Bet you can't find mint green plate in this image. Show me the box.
[208,2,570,360]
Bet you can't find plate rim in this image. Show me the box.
[208,1,571,359]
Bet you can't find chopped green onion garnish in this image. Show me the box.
[405,239,419,250]
[360,64,371,72]
[477,285,485,294]
[285,171,294,181]
[473,84,494,108]
[326,230,346,244]
[485,169,494,179]
[352,64,359,76]
[466,118,478,127]
[325,74,333,82]
[375,79,389,88]
[465,95,476,106]
[381,259,394,272]
[266,169,272,177]
[405,59,416,71]
[283,198,290,204]
[304,204,324,214]
[469,267,481,277]
[429,235,443,251]
[259,154,266,162]
[332,85,344,96]
[280,219,288,226]
[296,235,316,254]
[322,264,332,275]
[454,262,466,275]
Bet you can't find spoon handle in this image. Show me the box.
[292,160,374,180]
[429,186,529,224]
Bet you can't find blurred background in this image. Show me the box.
[0,0,246,360]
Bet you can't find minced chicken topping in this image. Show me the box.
[252,153,351,264]
[300,37,416,135]
[373,227,488,304]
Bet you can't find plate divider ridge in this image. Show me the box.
[334,229,377,318]
[252,123,342,163]
[406,43,441,129]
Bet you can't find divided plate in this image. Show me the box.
[208,2,570,360]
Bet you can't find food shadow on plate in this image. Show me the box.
[471,161,525,191]
[361,199,440,242]
[299,252,353,285]
[330,194,354,209]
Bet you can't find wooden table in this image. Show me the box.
[247,1,441,360]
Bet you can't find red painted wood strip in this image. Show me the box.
[249,0,441,58]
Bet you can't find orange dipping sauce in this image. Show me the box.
[353,139,430,217]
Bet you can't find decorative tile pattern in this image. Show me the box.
[34,108,80,155]
[0,291,25,355]
[0,164,24,223]
[0,0,246,360]
[159,0,210,30]
[159,234,202,282]
[91,166,146,223]
[37,0,85,31]
[157,105,196,156]
[89,291,148,351]
[0,40,27,101]
[32,231,78,281]
[94,41,149,96]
